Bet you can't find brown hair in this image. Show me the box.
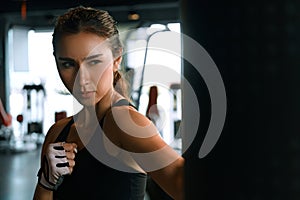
[52,6,130,99]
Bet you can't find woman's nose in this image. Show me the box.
[78,64,89,86]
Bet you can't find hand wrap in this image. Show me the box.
[38,142,73,190]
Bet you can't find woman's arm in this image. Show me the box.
[148,157,184,200]
[33,117,76,199]
[33,133,54,200]
[33,184,53,200]
[105,106,185,199]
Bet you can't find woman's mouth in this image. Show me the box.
[80,91,95,99]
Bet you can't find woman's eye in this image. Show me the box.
[61,62,75,68]
[88,60,101,65]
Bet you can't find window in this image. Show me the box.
[124,23,182,150]
[8,28,75,138]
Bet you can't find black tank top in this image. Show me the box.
[53,99,147,200]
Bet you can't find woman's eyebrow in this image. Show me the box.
[57,54,103,62]
[57,57,74,61]
[83,54,103,61]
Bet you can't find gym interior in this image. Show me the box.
[1,0,300,199]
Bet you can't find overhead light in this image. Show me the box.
[21,0,27,20]
[128,11,140,21]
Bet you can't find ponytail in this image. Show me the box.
[113,70,131,102]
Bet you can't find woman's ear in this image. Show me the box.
[113,56,122,71]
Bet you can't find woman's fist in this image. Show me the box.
[38,142,77,190]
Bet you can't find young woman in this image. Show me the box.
[33,6,184,200]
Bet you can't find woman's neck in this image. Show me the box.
[84,89,123,122]
[73,90,124,142]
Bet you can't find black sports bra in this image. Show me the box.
[51,99,147,200]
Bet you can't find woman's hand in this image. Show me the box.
[38,142,77,190]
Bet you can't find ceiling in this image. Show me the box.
[0,0,178,13]
[0,0,180,27]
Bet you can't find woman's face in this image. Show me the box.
[55,32,120,106]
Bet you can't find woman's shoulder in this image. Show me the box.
[107,104,151,127]
[40,116,73,157]
[104,104,165,153]
[44,116,73,143]
[105,104,158,137]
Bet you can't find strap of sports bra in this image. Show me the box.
[112,98,136,109]
[54,99,135,142]
[99,99,136,127]
[55,117,74,142]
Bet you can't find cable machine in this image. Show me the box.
[22,84,45,144]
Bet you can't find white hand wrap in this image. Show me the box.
[39,142,71,190]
